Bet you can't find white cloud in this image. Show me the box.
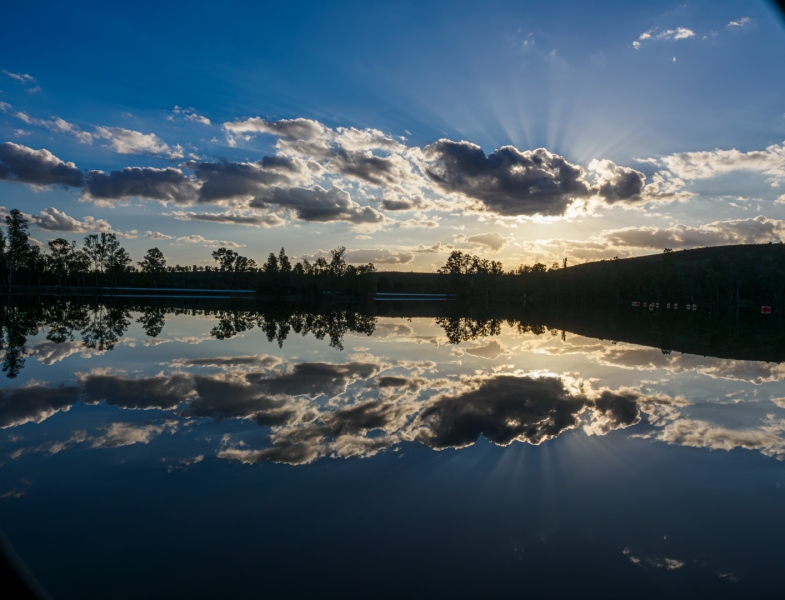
[28,207,111,232]
[465,232,512,251]
[94,127,183,159]
[727,17,750,28]
[175,234,245,248]
[146,230,174,240]
[661,141,785,185]
[15,112,92,144]
[2,70,35,83]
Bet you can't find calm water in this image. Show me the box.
[1,298,784,599]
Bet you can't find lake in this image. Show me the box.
[1,297,784,599]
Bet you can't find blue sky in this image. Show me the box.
[2,0,785,269]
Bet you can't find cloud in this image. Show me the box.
[661,142,785,185]
[29,341,86,365]
[172,355,282,369]
[604,216,784,248]
[635,27,695,48]
[175,235,244,248]
[0,101,10,112]
[94,127,183,159]
[185,156,309,202]
[181,377,306,427]
[246,361,383,398]
[423,140,595,216]
[380,196,427,211]
[171,210,285,227]
[170,106,211,125]
[2,70,35,83]
[28,207,111,232]
[727,17,750,28]
[254,186,385,224]
[413,242,447,253]
[422,141,646,216]
[465,232,511,251]
[15,112,92,144]
[84,167,198,204]
[224,116,330,141]
[656,28,695,40]
[0,385,80,428]
[91,421,177,448]
[657,416,785,459]
[80,373,195,410]
[0,142,84,187]
[588,159,646,204]
[145,231,174,240]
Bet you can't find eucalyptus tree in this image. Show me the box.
[5,209,32,286]
[47,238,77,286]
[138,247,167,287]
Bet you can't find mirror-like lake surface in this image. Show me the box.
[1,298,784,599]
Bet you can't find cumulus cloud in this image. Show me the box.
[185,156,310,202]
[422,141,645,216]
[146,230,174,240]
[589,159,645,204]
[81,373,195,410]
[380,196,427,211]
[246,361,383,398]
[604,216,784,248]
[657,416,785,459]
[0,385,80,428]
[254,186,385,224]
[661,142,785,185]
[727,17,750,28]
[423,141,592,216]
[15,112,92,144]
[171,210,285,227]
[0,142,84,187]
[0,101,10,112]
[175,235,244,248]
[94,127,184,159]
[415,376,589,449]
[91,421,177,448]
[28,207,111,232]
[465,232,511,251]
[635,27,695,48]
[171,355,282,369]
[84,167,198,204]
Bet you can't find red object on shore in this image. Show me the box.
[762,306,772,314]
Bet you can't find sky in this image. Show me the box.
[2,0,785,271]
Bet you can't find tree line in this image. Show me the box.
[0,209,375,290]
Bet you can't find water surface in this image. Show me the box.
[1,298,784,599]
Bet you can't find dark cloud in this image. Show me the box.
[423,141,592,216]
[593,160,646,204]
[172,211,285,227]
[423,141,646,215]
[253,186,384,224]
[182,376,301,427]
[80,373,195,410]
[590,390,643,434]
[84,167,198,203]
[416,376,588,449]
[246,361,383,398]
[224,117,329,141]
[186,156,304,202]
[173,355,282,368]
[0,142,84,187]
[328,150,405,186]
[380,196,426,211]
[0,385,80,428]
